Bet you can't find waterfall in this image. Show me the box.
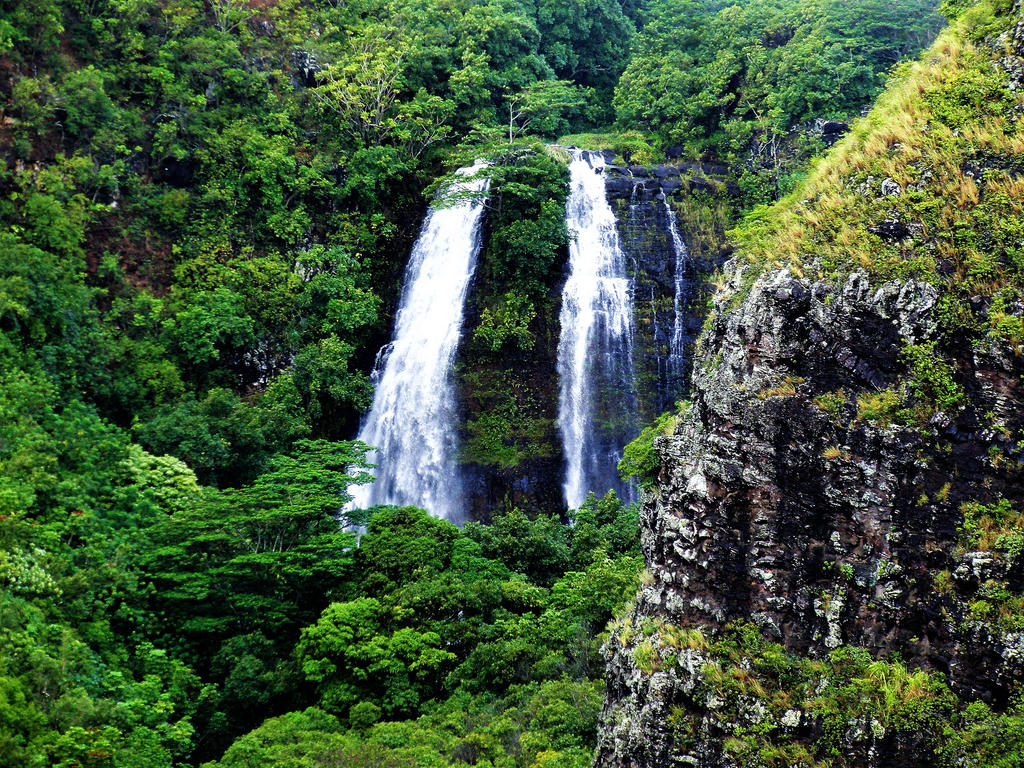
[349,161,489,521]
[664,198,691,380]
[557,149,639,510]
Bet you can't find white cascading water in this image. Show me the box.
[664,197,691,378]
[349,162,489,521]
[557,149,639,510]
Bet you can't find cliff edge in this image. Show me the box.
[596,2,1024,765]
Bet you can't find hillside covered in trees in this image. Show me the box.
[0,0,997,765]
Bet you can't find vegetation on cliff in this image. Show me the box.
[0,0,975,763]
[602,0,1024,765]
[613,618,1024,767]
[729,0,1023,417]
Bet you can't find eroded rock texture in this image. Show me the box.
[604,165,727,419]
[595,268,1024,767]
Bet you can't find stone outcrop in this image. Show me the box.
[603,163,730,200]
[595,4,1024,764]
[594,265,1024,767]
[604,166,727,419]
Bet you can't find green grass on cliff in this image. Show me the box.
[729,0,1024,348]
[627,620,1024,767]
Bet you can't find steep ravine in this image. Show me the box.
[595,3,1024,766]
[458,154,728,519]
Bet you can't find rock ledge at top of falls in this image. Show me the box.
[602,162,733,199]
[593,265,1024,768]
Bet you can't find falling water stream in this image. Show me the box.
[664,197,691,380]
[557,149,639,510]
[349,162,489,521]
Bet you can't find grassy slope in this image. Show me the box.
[729,0,1024,349]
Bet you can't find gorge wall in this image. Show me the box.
[596,2,1024,765]
[457,153,729,520]
[605,161,730,421]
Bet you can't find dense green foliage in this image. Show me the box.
[0,0,971,762]
[618,405,683,488]
[458,148,569,478]
[616,0,944,156]
[1,372,641,764]
[206,497,643,766]
[0,0,641,475]
[612,0,944,206]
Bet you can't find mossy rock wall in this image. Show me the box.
[454,156,732,521]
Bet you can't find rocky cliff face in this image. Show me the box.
[596,267,1024,767]
[605,163,730,420]
[595,3,1024,765]
[459,157,727,520]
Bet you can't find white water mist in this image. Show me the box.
[350,162,489,521]
[664,197,691,379]
[557,150,639,510]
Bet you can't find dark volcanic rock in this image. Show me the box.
[868,216,912,241]
[602,162,731,420]
[603,164,724,203]
[291,49,321,88]
[605,176,637,196]
[609,188,681,419]
[821,120,849,135]
[155,156,196,187]
[595,266,1024,768]
[596,10,1024,765]
[821,120,850,145]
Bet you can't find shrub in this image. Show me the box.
[618,405,685,487]
[855,389,907,426]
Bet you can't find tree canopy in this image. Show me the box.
[0,0,967,763]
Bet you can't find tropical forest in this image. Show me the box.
[2,0,1024,765]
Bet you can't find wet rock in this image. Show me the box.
[291,49,321,88]
[604,166,728,417]
[594,260,1024,767]
[605,176,636,196]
